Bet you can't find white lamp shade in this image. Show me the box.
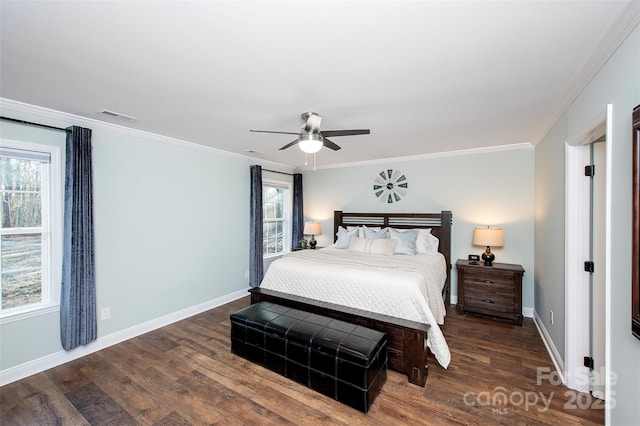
[298,134,323,153]
[304,222,322,235]
[473,227,504,247]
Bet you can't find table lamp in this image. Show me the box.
[473,226,504,266]
[303,222,322,249]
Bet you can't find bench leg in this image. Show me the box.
[403,330,428,387]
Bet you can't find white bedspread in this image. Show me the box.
[260,247,451,369]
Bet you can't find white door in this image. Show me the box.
[590,140,606,399]
[564,105,612,419]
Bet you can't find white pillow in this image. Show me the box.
[363,226,387,239]
[390,228,440,254]
[388,228,418,255]
[346,226,361,238]
[335,226,359,249]
[414,228,436,254]
[348,237,397,256]
[346,225,382,238]
[423,231,440,254]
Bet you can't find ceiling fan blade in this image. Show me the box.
[322,138,341,151]
[320,129,370,137]
[278,138,301,150]
[250,130,301,136]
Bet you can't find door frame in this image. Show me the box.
[564,105,612,401]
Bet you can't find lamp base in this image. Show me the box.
[309,236,317,249]
[482,247,495,266]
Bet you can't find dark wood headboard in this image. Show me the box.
[333,210,453,306]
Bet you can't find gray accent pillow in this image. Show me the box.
[335,226,359,249]
[363,226,387,239]
[388,228,418,255]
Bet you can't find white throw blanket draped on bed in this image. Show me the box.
[259,247,451,369]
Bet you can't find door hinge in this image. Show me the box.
[585,165,595,177]
[584,356,594,370]
[584,261,594,273]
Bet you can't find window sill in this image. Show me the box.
[0,304,60,325]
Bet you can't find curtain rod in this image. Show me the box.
[263,168,295,176]
[0,116,69,133]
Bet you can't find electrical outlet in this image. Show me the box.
[101,307,111,320]
[549,310,554,325]
[244,270,249,279]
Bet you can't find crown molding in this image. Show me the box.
[308,142,534,171]
[2,98,531,173]
[0,98,238,156]
[531,0,640,146]
[0,98,296,172]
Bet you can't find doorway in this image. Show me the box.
[564,105,611,402]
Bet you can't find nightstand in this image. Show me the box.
[456,259,524,326]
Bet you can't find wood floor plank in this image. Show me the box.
[0,297,605,425]
[178,369,295,426]
[174,344,368,425]
[65,382,136,425]
[85,340,235,424]
[136,365,239,425]
[45,362,92,393]
[76,352,172,424]
[153,410,191,426]
[1,373,90,426]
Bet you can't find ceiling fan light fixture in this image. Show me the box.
[298,133,323,153]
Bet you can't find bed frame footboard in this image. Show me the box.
[249,287,429,387]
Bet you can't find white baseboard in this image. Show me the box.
[0,288,250,386]
[532,309,565,384]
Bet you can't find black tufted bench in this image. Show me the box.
[230,301,387,413]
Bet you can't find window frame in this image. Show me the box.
[0,139,62,323]
[262,178,292,259]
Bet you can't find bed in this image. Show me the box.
[249,210,452,387]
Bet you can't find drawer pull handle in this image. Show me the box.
[482,299,495,304]
[484,280,495,284]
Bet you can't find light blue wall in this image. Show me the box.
[534,24,640,424]
[0,102,254,371]
[302,147,535,310]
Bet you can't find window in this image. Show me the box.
[0,141,61,320]
[263,180,291,257]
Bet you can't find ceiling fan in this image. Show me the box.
[250,112,370,153]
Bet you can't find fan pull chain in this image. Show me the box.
[313,152,317,171]
[304,152,308,166]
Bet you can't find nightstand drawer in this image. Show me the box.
[464,285,514,313]
[463,280,515,297]
[463,271,517,287]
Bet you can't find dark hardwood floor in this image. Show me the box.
[1,296,604,425]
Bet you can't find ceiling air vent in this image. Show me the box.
[99,109,138,122]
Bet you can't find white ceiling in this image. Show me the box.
[0,1,634,169]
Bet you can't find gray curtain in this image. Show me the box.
[292,173,303,249]
[249,165,263,287]
[60,126,96,351]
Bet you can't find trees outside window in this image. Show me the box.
[1,142,60,319]
[263,181,291,257]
